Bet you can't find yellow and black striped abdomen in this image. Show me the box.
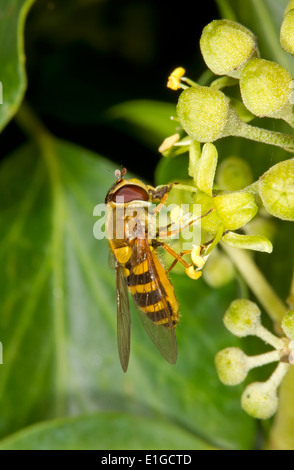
[126,251,179,328]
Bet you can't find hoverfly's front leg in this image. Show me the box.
[157,207,214,239]
[149,182,174,215]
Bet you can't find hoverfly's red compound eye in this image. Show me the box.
[112,185,149,203]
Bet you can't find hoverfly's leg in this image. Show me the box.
[150,183,174,214]
[161,243,203,280]
[158,207,214,239]
[167,249,193,273]
[160,243,192,271]
[199,228,229,256]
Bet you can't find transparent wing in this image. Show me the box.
[108,250,116,269]
[129,240,177,365]
[115,259,131,372]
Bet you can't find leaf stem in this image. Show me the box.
[221,244,287,324]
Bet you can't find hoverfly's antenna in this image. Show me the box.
[114,167,127,182]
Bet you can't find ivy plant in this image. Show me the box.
[0,0,293,451]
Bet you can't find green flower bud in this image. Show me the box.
[200,20,257,78]
[196,143,218,196]
[240,58,293,117]
[241,381,279,420]
[177,84,294,150]
[215,347,249,385]
[284,0,294,16]
[203,248,235,288]
[258,158,294,221]
[176,85,230,142]
[214,192,258,230]
[281,9,294,55]
[216,156,253,191]
[222,231,273,253]
[224,299,261,337]
[281,310,294,340]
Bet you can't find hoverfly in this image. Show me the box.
[105,168,200,372]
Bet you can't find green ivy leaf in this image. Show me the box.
[0,135,255,449]
[0,412,216,450]
[0,0,35,132]
[106,100,178,149]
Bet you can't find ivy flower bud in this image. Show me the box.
[281,9,294,55]
[216,156,253,191]
[240,58,293,118]
[215,347,281,387]
[176,85,230,142]
[258,159,294,221]
[281,310,294,340]
[200,20,257,78]
[241,381,279,420]
[215,347,249,385]
[241,362,290,419]
[284,0,294,16]
[223,299,261,337]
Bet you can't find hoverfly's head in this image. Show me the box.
[105,168,151,205]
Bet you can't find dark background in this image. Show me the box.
[2,0,219,181]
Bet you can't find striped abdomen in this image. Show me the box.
[126,250,179,328]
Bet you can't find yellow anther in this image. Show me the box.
[185,266,202,280]
[191,254,205,269]
[167,67,186,90]
[158,133,180,153]
[191,245,206,268]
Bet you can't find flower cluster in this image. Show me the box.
[161,7,294,424]
[215,300,294,420]
[159,15,294,283]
